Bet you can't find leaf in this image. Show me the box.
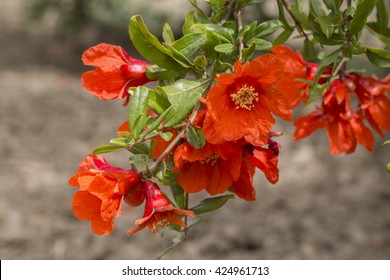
[376,0,389,33]
[129,142,149,155]
[192,23,234,42]
[215,43,236,53]
[366,22,390,46]
[312,49,340,88]
[273,28,293,46]
[159,78,212,127]
[302,38,316,60]
[144,106,172,136]
[147,88,171,115]
[315,16,340,38]
[129,15,189,71]
[250,38,273,50]
[92,144,124,155]
[323,0,343,14]
[253,20,283,38]
[128,86,149,139]
[185,126,206,149]
[313,32,345,46]
[188,0,209,22]
[160,131,173,141]
[170,184,185,209]
[349,0,377,36]
[190,194,235,215]
[387,162,390,173]
[290,2,321,32]
[276,0,291,28]
[310,0,326,18]
[171,33,205,58]
[109,138,128,147]
[162,23,175,44]
[183,10,197,35]
[384,140,390,145]
[366,47,390,67]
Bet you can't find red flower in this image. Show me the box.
[294,79,374,154]
[233,140,280,201]
[128,181,194,235]
[173,141,242,195]
[69,154,142,235]
[81,43,152,105]
[202,54,292,147]
[349,73,390,137]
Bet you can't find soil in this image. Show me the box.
[1,5,390,260]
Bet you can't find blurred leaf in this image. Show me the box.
[383,140,390,145]
[290,2,321,32]
[190,194,235,215]
[215,43,236,53]
[186,126,206,149]
[128,86,149,139]
[92,144,123,155]
[192,24,234,42]
[310,0,326,18]
[366,22,390,46]
[273,28,293,46]
[312,49,340,89]
[194,55,208,71]
[159,78,212,127]
[183,10,197,35]
[302,38,316,60]
[188,0,209,22]
[250,38,273,50]
[323,0,343,14]
[146,65,176,81]
[349,0,377,36]
[162,23,175,44]
[347,38,367,55]
[254,20,283,38]
[147,88,171,115]
[160,131,173,141]
[376,0,389,33]
[366,47,390,67]
[242,41,257,59]
[313,32,345,45]
[129,15,189,71]
[129,142,149,155]
[170,184,185,209]
[144,106,172,135]
[172,33,206,58]
[387,162,390,173]
[276,0,292,28]
[315,16,339,38]
[109,137,128,147]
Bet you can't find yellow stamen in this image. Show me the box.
[199,152,220,166]
[147,212,172,233]
[231,84,259,110]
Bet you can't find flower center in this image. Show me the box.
[199,152,220,166]
[231,84,259,110]
[146,212,172,233]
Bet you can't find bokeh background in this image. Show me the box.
[1,0,389,260]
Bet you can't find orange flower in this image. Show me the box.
[81,43,152,105]
[128,180,194,235]
[173,141,242,195]
[69,154,142,235]
[294,79,374,154]
[349,73,390,137]
[233,140,280,201]
[203,54,292,147]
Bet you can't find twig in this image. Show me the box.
[236,7,244,61]
[220,0,236,25]
[281,0,310,41]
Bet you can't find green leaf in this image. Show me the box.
[313,32,345,45]
[384,140,390,145]
[276,0,291,28]
[109,138,128,147]
[170,184,185,209]
[159,78,212,127]
[302,38,316,60]
[128,86,149,139]
[366,47,390,67]
[376,0,389,33]
[162,23,175,44]
[242,41,256,60]
[315,16,340,38]
[171,33,205,58]
[144,106,172,135]
[366,22,390,46]
[188,0,209,22]
[310,0,326,18]
[215,43,236,53]
[147,88,171,115]
[92,144,124,155]
[129,15,189,71]
[347,38,367,55]
[194,55,207,71]
[350,0,377,36]
[253,20,283,38]
[273,28,293,46]
[323,0,343,14]
[190,194,235,215]
[313,49,340,87]
[290,2,321,32]
[250,38,273,50]
[183,10,197,35]
[387,162,390,173]
[160,131,173,141]
[145,65,176,81]
[129,142,149,155]
[192,23,234,42]
[185,126,206,149]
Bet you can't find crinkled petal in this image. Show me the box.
[82,43,126,71]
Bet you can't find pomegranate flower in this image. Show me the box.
[128,181,194,235]
[294,79,374,154]
[81,43,152,105]
[202,54,292,147]
[69,154,142,235]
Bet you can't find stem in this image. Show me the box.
[183,192,189,240]
[220,0,236,26]
[236,7,244,61]
[281,0,310,41]
[331,57,348,79]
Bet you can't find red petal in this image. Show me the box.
[82,43,126,71]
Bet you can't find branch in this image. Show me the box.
[220,0,236,25]
[236,7,244,61]
[281,0,310,41]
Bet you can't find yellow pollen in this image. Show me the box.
[231,84,259,110]
[199,152,220,166]
[147,212,171,233]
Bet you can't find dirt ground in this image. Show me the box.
[1,2,390,260]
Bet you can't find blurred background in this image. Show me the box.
[0,0,389,259]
